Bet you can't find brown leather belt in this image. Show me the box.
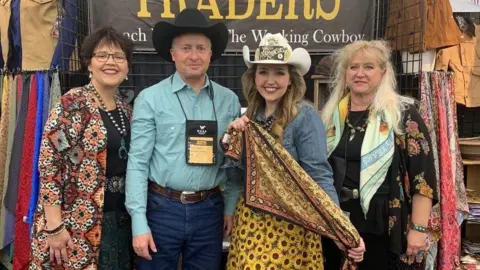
[148,182,220,204]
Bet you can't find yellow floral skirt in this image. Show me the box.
[227,197,324,270]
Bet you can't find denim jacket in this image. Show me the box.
[223,101,340,215]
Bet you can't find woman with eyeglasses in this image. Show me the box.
[29,26,135,269]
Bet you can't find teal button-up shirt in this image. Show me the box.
[126,72,241,236]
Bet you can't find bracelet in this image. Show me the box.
[44,222,65,236]
[410,224,428,233]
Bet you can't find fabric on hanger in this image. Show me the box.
[440,71,469,224]
[20,0,57,70]
[0,0,11,68]
[13,73,37,270]
[27,72,44,231]
[50,0,78,71]
[0,75,11,211]
[42,71,50,125]
[1,74,22,248]
[15,73,22,117]
[0,73,3,114]
[0,41,4,68]
[0,73,16,248]
[49,71,61,109]
[4,74,30,212]
[432,72,461,270]
[8,0,21,70]
[419,72,442,270]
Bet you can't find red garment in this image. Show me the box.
[13,73,37,270]
[433,74,460,269]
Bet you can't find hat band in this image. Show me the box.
[257,46,288,61]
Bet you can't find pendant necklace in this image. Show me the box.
[88,84,129,159]
[345,101,370,142]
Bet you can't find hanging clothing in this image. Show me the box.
[223,117,360,270]
[1,74,21,249]
[4,74,30,213]
[42,71,50,124]
[0,73,15,248]
[385,0,462,53]
[0,0,11,68]
[435,25,480,107]
[0,75,11,211]
[9,0,21,70]
[13,73,37,270]
[27,72,44,230]
[29,86,133,269]
[420,72,466,270]
[20,0,57,70]
[419,72,442,270]
[49,71,61,109]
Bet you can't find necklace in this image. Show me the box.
[345,101,370,142]
[87,84,128,160]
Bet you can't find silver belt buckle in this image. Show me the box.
[180,191,196,204]
[352,189,359,199]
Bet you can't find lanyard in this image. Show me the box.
[171,75,218,122]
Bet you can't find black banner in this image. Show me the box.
[89,0,374,52]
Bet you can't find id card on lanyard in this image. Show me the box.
[173,76,218,166]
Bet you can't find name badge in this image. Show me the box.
[185,120,217,165]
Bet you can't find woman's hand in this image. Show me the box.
[406,229,427,264]
[224,215,234,237]
[44,229,74,266]
[228,116,250,132]
[334,238,366,263]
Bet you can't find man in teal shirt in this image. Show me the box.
[125,9,240,269]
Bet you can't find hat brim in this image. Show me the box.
[152,22,229,62]
[242,45,311,76]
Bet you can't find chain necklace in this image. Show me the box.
[87,83,128,159]
[345,101,370,142]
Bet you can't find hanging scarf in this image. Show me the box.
[326,94,395,216]
[223,121,361,270]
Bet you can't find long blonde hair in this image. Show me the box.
[321,40,414,134]
[242,64,306,140]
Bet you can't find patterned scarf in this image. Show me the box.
[224,122,361,270]
[326,94,394,216]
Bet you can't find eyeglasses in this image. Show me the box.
[93,52,127,63]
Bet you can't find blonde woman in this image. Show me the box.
[223,33,365,269]
[321,40,437,269]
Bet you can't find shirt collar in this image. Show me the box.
[171,72,211,94]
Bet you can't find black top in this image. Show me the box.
[331,110,390,235]
[100,108,130,212]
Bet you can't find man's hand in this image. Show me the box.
[133,233,157,260]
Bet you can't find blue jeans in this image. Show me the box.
[137,191,224,270]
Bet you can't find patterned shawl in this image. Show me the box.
[326,95,394,216]
[224,122,361,270]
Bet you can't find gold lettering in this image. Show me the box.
[160,0,175,18]
[316,0,340,20]
[198,0,223,19]
[226,0,254,19]
[303,0,314,19]
[284,0,298,19]
[137,0,151,18]
[257,0,282,20]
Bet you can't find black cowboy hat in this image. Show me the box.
[152,8,229,62]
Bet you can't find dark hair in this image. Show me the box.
[80,26,134,67]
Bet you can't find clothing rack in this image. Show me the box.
[0,70,62,270]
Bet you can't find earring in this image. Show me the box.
[125,75,128,81]
[89,72,92,79]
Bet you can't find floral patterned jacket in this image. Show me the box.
[29,86,132,269]
[389,104,438,264]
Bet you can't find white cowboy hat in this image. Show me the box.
[242,33,311,76]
